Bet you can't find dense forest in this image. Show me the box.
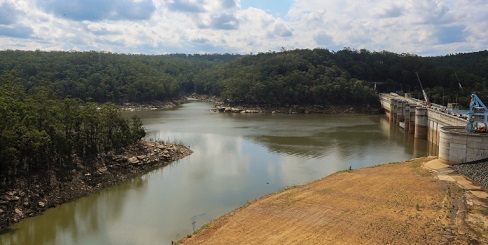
[1,48,488,185]
[0,71,146,186]
[1,49,487,106]
[196,49,378,105]
[0,50,239,103]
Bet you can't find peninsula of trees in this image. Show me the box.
[0,71,146,185]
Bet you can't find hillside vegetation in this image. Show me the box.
[1,49,487,107]
[1,48,488,185]
[0,71,146,186]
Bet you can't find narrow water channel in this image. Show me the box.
[0,101,430,245]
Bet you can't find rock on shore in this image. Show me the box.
[120,94,221,111]
[451,161,488,190]
[211,104,382,114]
[120,99,187,111]
[0,141,192,229]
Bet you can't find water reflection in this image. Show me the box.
[0,177,148,245]
[0,101,430,245]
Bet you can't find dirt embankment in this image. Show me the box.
[0,141,192,229]
[179,157,488,244]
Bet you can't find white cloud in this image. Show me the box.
[287,0,487,55]
[37,0,156,21]
[0,0,486,55]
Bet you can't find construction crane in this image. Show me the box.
[415,72,430,106]
[466,93,488,133]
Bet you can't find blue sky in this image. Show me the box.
[241,0,293,18]
[0,0,486,56]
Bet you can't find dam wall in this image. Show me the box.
[379,93,488,164]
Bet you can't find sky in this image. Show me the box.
[0,0,486,56]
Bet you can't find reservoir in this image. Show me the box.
[0,101,429,245]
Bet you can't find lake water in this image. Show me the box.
[0,101,430,245]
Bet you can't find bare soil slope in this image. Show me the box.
[180,157,488,244]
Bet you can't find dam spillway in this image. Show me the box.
[379,93,488,164]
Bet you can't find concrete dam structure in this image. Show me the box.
[379,93,488,164]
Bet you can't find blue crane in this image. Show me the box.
[466,93,488,133]
[447,93,488,133]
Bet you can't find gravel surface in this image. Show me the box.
[452,161,488,190]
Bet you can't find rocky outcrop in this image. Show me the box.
[120,99,188,111]
[186,93,220,103]
[120,94,221,111]
[211,104,382,114]
[0,141,192,229]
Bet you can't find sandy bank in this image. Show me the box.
[179,157,488,244]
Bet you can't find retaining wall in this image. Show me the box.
[439,126,488,164]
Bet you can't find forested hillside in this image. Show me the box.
[330,49,488,106]
[0,71,146,185]
[0,50,239,103]
[1,48,488,185]
[1,49,487,107]
[195,49,378,105]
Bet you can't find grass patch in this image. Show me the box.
[193,223,212,235]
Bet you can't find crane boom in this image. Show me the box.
[415,72,429,104]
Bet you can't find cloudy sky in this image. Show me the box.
[0,0,486,56]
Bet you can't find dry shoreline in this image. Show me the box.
[211,103,382,114]
[0,141,192,230]
[179,157,488,244]
[119,94,383,115]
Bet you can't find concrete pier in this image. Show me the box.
[408,105,417,134]
[414,107,428,139]
[396,100,405,124]
[392,99,398,124]
[404,104,411,133]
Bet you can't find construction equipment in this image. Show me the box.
[447,93,488,133]
[415,72,430,106]
[466,93,488,133]
[455,72,463,91]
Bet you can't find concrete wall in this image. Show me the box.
[396,101,405,123]
[439,126,488,164]
[426,108,466,146]
[379,93,470,146]
[378,93,488,163]
[408,105,417,134]
[404,104,411,133]
[414,107,428,139]
[392,99,398,124]
[379,94,391,112]
[428,120,443,146]
[379,94,392,120]
[427,108,466,127]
